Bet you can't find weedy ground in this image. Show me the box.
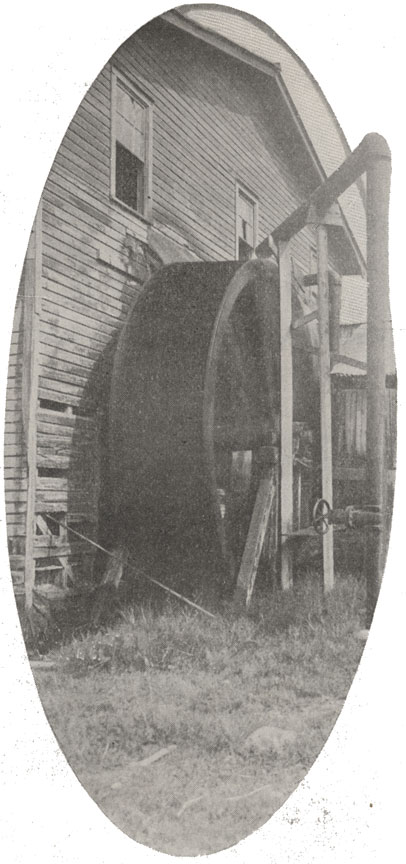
[32,570,366,856]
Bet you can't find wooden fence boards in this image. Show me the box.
[333,384,395,467]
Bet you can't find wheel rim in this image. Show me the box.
[202,258,280,580]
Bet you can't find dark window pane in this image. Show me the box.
[115,142,143,211]
[238,237,253,261]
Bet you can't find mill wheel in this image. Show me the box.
[107,257,309,599]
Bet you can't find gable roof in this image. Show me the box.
[173,5,366,256]
[166,5,369,321]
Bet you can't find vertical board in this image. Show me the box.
[317,223,334,592]
[279,239,293,590]
[22,203,42,608]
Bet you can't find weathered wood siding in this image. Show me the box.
[5,287,27,587]
[333,382,396,469]
[6,17,322,588]
[120,19,317,266]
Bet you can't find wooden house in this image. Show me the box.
[5,8,378,608]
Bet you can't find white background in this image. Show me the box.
[0,2,405,862]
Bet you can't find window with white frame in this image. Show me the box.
[111,69,152,217]
[236,186,258,260]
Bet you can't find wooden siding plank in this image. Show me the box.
[42,240,141,298]
[39,336,101,366]
[68,114,110,158]
[39,378,90,400]
[42,208,138,271]
[63,125,110,173]
[42,284,125,331]
[41,309,112,347]
[38,386,85,408]
[53,147,109,199]
[40,316,110,355]
[37,360,90,387]
[41,241,138,311]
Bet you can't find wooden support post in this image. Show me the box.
[22,202,42,610]
[364,146,392,626]
[57,515,75,589]
[317,222,334,592]
[279,239,293,590]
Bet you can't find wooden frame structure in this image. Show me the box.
[252,133,391,620]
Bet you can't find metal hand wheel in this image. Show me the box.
[312,498,331,534]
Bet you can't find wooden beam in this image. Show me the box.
[331,354,367,371]
[279,240,294,590]
[317,222,334,592]
[302,268,341,287]
[271,134,390,245]
[233,468,277,608]
[291,309,318,330]
[22,202,42,610]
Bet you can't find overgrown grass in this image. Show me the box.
[36,571,365,778]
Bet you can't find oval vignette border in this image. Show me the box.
[0,2,404,863]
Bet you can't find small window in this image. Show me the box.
[111,70,152,218]
[236,186,258,260]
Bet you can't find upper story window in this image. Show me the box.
[111,69,152,219]
[236,186,258,260]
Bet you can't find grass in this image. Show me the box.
[32,570,366,855]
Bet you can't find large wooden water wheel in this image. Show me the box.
[107,258,316,598]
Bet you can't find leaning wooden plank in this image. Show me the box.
[330,353,367,371]
[233,469,277,609]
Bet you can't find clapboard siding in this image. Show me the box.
[115,23,315,254]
